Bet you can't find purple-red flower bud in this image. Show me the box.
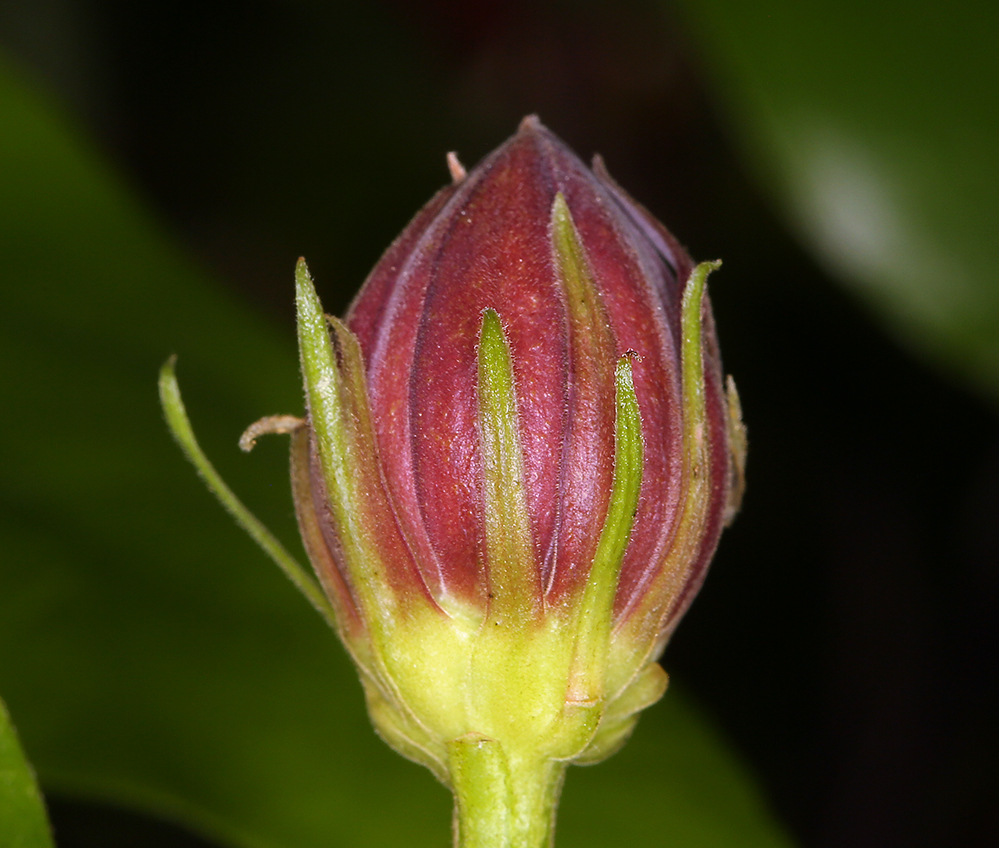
[161,116,746,846]
[288,116,745,829]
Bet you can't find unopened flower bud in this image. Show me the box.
[290,117,745,842]
[162,115,746,848]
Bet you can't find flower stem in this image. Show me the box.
[448,736,565,848]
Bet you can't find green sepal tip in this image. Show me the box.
[477,308,541,628]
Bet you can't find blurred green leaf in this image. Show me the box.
[0,698,55,848]
[0,56,790,847]
[678,0,999,400]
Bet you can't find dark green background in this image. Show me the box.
[1,1,996,846]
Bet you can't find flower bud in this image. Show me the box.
[291,116,745,840]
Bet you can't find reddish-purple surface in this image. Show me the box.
[343,117,730,634]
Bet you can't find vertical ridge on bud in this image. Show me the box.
[591,154,693,321]
[401,133,567,611]
[348,185,459,359]
[477,309,542,626]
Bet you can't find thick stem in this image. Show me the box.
[448,736,565,848]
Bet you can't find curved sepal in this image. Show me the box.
[567,354,644,704]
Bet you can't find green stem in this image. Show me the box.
[158,357,336,628]
[448,737,565,848]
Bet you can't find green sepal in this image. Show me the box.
[296,259,432,640]
[567,354,644,704]
[549,192,621,589]
[613,260,722,685]
[477,308,541,628]
[551,193,605,330]
[679,261,721,471]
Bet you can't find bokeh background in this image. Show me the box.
[1,1,997,847]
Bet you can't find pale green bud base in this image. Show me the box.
[358,602,668,848]
[360,608,601,771]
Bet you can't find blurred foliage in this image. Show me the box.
[677,0,999,400]
[0,55,789,848]
[1,0,997,845]
[0,698,54,848]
